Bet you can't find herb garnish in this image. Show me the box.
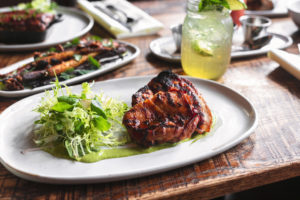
[48,47,57,52]
[88,56,101,68]
[18,0,58,14]
[198,0,229,11]
[198,0,246,11]
[60,68,75,80]
[73,54,82,62]
[0,82,5,90]
[71,38,80,45]
[103,38,114,48]
[63,38,80,48]
[87,35,103,42]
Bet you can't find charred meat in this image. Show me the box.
[0,9,60,43]
[123,71,213,147]
[0,38,127,91]
[0,10,55,32]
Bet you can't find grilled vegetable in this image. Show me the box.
[48,52,99,76]
[0,37,127,91]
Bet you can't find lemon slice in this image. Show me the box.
[226,0,247,10]
[191,40,213,56]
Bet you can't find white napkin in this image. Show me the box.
[268,49,300,80]
[78,0,164,39]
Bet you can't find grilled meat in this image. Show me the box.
[0,10,55,32]
[123,71,213,147]
[0,9,60,43]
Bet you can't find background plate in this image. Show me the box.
[149,37,180,63]
[245,0,292,17]
[231,33,293,59]
[0,76,257,184]
[0,41,140,97]
[150,33,292,62]
[0,6,94,52]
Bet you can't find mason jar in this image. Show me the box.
[181,0,234,80]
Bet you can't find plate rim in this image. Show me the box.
[0,75,258,184]
[244,0,289,17]
[231,33,293,58]
[0,41,141,98]
[0,6,94,52]
[150,33,293,62]
[149,36,181,63]
[244,10,287,17]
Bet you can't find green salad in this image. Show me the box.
[17,0,57,13]
[34,81,130,161]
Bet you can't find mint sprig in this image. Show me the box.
[198,0,230,11]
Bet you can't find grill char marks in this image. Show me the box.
[124,91,201,146]
[132,85,153,106]
[123,71,213,147]
[132,71,212,135]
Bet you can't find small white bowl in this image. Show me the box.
[288,0,300,28]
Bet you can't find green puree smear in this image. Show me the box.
[44,133,208,163]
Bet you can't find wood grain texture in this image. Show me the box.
[1,0,300,199]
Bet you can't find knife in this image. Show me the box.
[94,4,132,32]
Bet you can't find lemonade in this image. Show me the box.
[181,0,234,80]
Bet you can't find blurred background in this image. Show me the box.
[0,0,80,7]
[0,0,140,7]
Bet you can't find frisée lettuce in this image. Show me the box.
[33,81,130,161]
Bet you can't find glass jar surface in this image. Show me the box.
[181,0,233,80]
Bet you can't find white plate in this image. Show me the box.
[245,0,292,17]
[149,37,180,63]
[0,76,258,184]
[0,6,94,52]
[231,33,293,59]
[150,33,292,62]
[0,41,140,97]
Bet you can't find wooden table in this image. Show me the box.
[1,0,300,199]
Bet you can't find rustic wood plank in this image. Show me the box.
[1,0,300,200]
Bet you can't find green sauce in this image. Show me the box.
[44,133,207,163]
